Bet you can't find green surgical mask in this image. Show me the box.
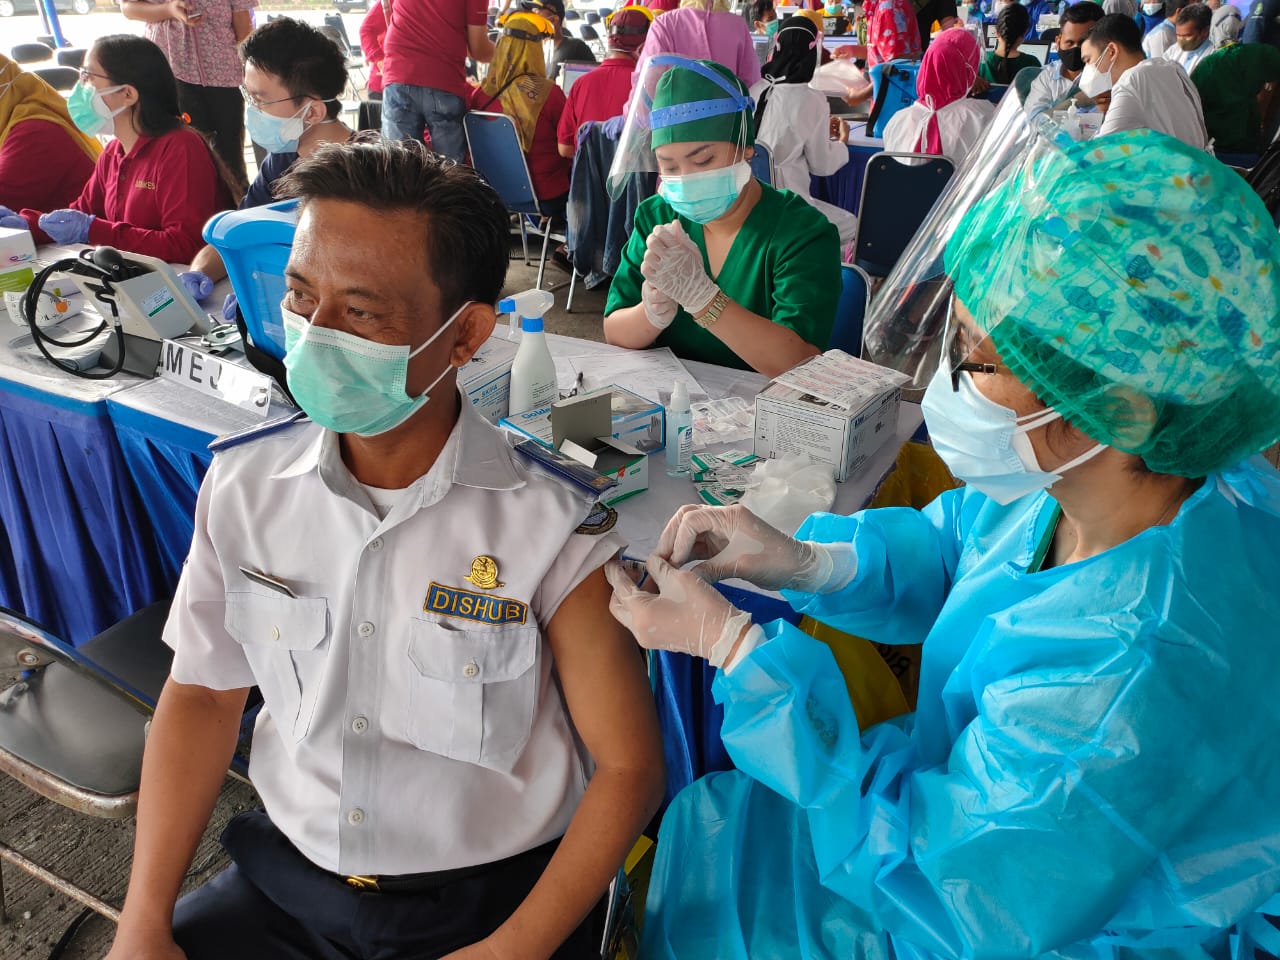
[764,18,780,34]
[281,300,470,436]
[67,81,126,137]
[660,161,752,224]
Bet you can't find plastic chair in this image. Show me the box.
[464,110,565,289]
[33,66,78,93]
[55,47,85,68]
[578,22,605,55]
[586,10,601,23]
[852,151,954,277]
[829,262,871,354]
[749,142,772,185]
[565,7,581,17]
[10,42,52,64]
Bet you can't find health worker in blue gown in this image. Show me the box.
[605,127,1280,960]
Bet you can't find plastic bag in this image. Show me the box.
[809,58,872,99]
[738,455,837,535]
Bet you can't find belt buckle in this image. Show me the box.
[344,875,379,892]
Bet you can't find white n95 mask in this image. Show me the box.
[1077,49,1115,99]
[920,360,1105,505]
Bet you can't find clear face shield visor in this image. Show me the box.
[606,54,755,200]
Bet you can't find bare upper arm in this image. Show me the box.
[232,9,253,42]
[468,24,495,63]
[546,567,664,776]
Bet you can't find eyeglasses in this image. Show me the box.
[239,85,298,110]
[77,68,112,84]
[943,300,999,392]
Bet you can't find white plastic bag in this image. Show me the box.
[810,59,872,99]
[739,455,837,535]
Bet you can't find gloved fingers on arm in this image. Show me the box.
[0,214,27,230]
[655,503,726,567]
[643,555,753,667]
[221,293,239,323]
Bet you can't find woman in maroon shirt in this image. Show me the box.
[3,35,238,264]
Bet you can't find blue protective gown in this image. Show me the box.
[641,460,1280,960]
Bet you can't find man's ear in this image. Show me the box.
[449,302,498,368]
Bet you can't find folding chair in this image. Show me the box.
[565,7,581,17]
[585,10,601,23]
[852,151,954,278]
[10,42,52,65]
[33,66,78,93]
[55,47,85,68]
[324,13,369,93]
[749,142,773,186]
[829,262,871,354]
[578,23,605,56]
[464,110,565,290]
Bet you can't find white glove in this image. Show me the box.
[640,221,719,316]
[641,279,678,330]
[654,503,857,594]
[605,556,753,668]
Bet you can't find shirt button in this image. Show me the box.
[351,716,369,734]
[357,621,375,638]
[369,537,384,552]
[270,625,281,641]
[462,661,480,679]
[347,808,365,826]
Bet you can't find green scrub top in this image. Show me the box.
[980,50,1042,84]
[605,184,841,371]
[1192,42,1280,154]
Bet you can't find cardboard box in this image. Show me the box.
[500,384,666,454]
[0,227,38,296]
[754,354,904,481]
[460,337,518,424]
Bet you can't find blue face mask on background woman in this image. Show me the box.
[282,300,472,436]
[659,161,752,224]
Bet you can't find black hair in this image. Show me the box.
[996,3,1031,48]
[240,18,348,122]
[1166,0,1191,16]
[1178,2,1211,31]
[92,35,243,203]
[1084,12,1143,52]
[1060,1,1105,25]
[751,0,774,20]
[274,139,510,313]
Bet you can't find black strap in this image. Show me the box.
[865,64,899,137]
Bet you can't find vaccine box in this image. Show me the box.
[754,353,905,482]
[460,337,518,424]
[500,385,666,454]
[0,226,38,295]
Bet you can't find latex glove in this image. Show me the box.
[640,279,677,330]
[640,221,718,316]
[605,556,753,668]
[178,270,214,301]
[602,114,626,139]
[221,293,239,322]
[0,205,27,230]
[39,209,94,245]
[655,502,856,593]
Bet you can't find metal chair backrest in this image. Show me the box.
[853,151,954,278]
[55,47,85,68]
[829,263,871,354]
[579,23,600,40]
[10,42,52,64]
[749,142,772,186]
[586,10,601,23]
[33,66,78,93]
[464,110,542,216]
[565,7,581,17]
[324,12,360,55]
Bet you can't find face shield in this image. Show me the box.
[607,55,755,200]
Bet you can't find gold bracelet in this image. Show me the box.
[693,289,729,328]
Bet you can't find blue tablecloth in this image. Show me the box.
[0,381,168,647]
[811,141,881,216]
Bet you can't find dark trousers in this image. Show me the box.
[176,79,248,192]
[173,810,604,960]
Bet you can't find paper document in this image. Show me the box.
[773,350,909,411]
[559,347,707,404]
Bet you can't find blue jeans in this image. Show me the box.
[381,83,467,162]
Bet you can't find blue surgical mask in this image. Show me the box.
[245,101,310,155]
[67,81,126,137]
[659,161,752,224]
[282,300,471,436]
[920,359,1104,504]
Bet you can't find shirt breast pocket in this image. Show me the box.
[405,616,539,773]
[224,592,330,744]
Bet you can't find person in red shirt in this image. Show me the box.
[359,3,387,98]
[469,11,572,210]
[0,35,237,264]
[0,53,99,213]
[381,0,494,160]
[557,5,652,157]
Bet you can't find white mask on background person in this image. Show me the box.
[1142,1,1163,12]
[920,360,1106,505]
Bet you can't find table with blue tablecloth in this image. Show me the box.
[811,129,885,217]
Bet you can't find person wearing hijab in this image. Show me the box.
[468,11,571,212]
[884,28,993,163]
[1208,1,1242,45]
[605,58,840,375]
[1192,6,1280,152]
[634,0,762,86]
[0,53,99,213]
[557,6,652,157]
[748,15,857,243]
[610,128,1280,960]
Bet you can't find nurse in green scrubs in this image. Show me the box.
[603,57,841,376]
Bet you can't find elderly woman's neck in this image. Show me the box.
[1048,453,1202,567]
